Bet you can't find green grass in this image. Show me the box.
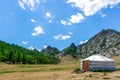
[0,63,76,75]
[73,67,80,72]
[0,69,47,75]
[0,70,16,74]
[0,56,119,80]
[18,65,47,68]
[0,67,69,75]
[103,72,107,76]
[89,74,93,78]
[115,76,120,78]
[116,60,120,66]
[50,67,68,71]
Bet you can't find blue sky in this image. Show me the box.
[0,0,120,51]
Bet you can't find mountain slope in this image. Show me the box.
[61,43,77,58]
[0,41,60,64]
[77,29,120,58]
[41,46,60,57]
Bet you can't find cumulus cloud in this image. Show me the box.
[22,41,28,45]
[80,40,88,44]
[46,12,52,18]
[18,0,40,11]
[31,18,36,23]
[61,13,84,26]
[31,25,45,36]
[61,20,72,26]
[54,34,71,40]
[46,12,54,23]
[18,1,26,10]
[62,0,119,25]
[67,0,120,16]
[69,13,84,23]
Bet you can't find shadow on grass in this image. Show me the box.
[73,67,86,74]
[116,68,120,71]
[73,68,119,74]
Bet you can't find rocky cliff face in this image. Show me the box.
[77,29,120,58]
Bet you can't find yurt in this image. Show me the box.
[81,54,116,71]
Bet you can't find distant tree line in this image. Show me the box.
[0,41,60,64]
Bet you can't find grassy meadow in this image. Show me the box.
[0,55,120,80]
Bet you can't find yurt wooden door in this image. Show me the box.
[82,60,89,71]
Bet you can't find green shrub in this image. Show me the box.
[89,74,93,78]
[73,67,80,72]
[103,72,107,76]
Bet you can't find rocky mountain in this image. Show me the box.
[61,29,120,58]
[60,43,77,58]
[78,29,120,58]
[41,46,60,57]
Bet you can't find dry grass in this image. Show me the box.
[113,55,120,68]
[0,56,120,80]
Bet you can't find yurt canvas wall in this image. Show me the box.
[81,54,116,71]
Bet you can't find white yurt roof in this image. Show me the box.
[83,54,114,61]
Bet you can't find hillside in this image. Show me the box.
[0,41,60,64]
[61,43,77,58]
[41,46,60,57]
[61,29,120,58]
[77,29,120,58]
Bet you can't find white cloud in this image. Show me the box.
[36,48,41,51]
[22,41,28,45]
[18,0,40,11]
[46,12,54,23]
[99,12,106,17]
[54,34,71,40]
[67,0,120,16]
[61,20,72,26]
[46,12,52,18]
[48,20,52,23]
[18,1,26,10]
[43,45,48,49]
[61,20,66,25]
[68,32,73,35]
[31,18,36,23]
[101,14,106,17]
[69,13,84,23]
[28,46,35,50]
[31,25,45,36]
[28,46,41,51]
[80,40,88,44]
[61,13,84,26]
